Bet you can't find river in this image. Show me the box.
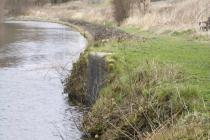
[0,21,86,140]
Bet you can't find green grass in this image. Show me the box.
[79,28,210,139]
[120,26,156,37]
[90,32,210,102]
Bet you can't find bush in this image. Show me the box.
[112,0,151,25]
[112,0,131,25]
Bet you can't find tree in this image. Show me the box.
[113,0,131,25]
[0,0,5,20]
[5,0,32,15]
[4,0,50,15]
[112,0,151,25]
[133,0,151,14]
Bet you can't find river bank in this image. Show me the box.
[10,13,210,140]
[67,28,210,139]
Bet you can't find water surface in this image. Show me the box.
[0,21,86,140]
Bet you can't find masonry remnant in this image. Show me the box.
[86,52,111,105]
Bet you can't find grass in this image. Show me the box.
[148,112,210,140]
[90,30,210,100]
[81,29,210,139]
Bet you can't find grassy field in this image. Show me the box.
[90,29,210,100]
[82,29,210,139]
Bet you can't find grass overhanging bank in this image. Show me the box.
[65,23,210,139]
[63,19,135,105]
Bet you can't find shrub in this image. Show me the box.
[112,0,131,25]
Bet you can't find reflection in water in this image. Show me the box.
[0,21,86,140]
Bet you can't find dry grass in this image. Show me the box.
[125,0,210,32]
[27,0,113,24]
[26,0,210,33]
[147,112,210,140]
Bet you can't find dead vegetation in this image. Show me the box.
[125,0,210,32]
[24,0,210,32]
[147,113,210,140]
[27,0,113,24]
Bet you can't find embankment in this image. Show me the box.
[9,16,133,106]
[62,18,210,139]
[62,18,133,105]
[10,16,210,140]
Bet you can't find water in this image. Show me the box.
[0,21,87,140]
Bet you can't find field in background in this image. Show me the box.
[27,0,113,24]
[126,0,210,32]
[27,0,210,33]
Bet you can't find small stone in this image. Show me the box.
[95,134,99,138]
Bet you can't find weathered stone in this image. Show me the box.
[86,52,112,104]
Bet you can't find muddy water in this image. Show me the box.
[0,21,86,140]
